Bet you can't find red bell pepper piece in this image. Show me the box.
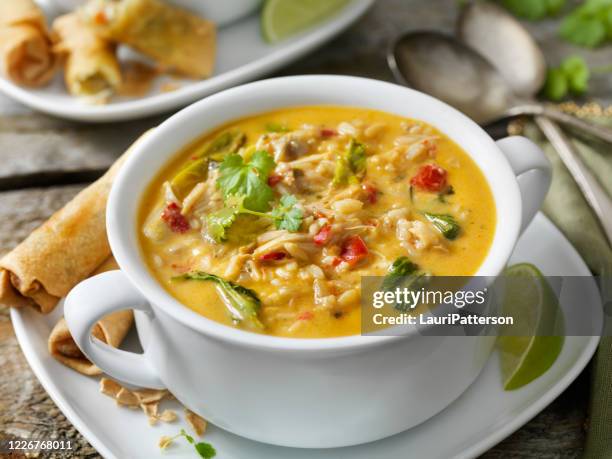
[410,164,448,192]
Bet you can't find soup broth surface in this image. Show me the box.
[139,106,496,338]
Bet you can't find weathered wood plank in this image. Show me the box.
[482,371,589,458]
[0,115,160,179]
[0,185,99,458]
[0,309,99,459]
[0,0,608,184]
[0,186,83,257]
[0,0,605,456]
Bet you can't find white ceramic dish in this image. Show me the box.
[46,0,262,26]
[63,75,552,448]
[0,0,372,122]
[11,214,602,458]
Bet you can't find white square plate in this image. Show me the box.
[11,214,602,458]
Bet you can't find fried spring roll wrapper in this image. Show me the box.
[82,0,216,79]
[0,0,56,87]
[48,257,134,376]
[52,13,121,100]
[0,132,151,313]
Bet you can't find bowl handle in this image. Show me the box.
[496,136,552,234]
[64,270,165,389]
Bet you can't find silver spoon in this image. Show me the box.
[457,1,612,247]
[388,30,612,247]
[388,31,612,144]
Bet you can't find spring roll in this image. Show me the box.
[0,0,56,87]
[52,13,121,101]
[82,0,216,79]
[0,131,151,314]
[48,257,134,376]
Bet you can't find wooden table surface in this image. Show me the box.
[0,0,607,457]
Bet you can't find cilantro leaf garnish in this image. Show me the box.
[561,56,590,94]
[248,150,276,177]
[161,429,216,459]
[217,151,276,212]
[206,207,238,242]
[541,55,590,101]
[194,442,217,459]
[206,194,303,242]
[270,194,304,231]
[560,0,612,48]
[333,138,367,186]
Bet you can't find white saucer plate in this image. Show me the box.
[11,214,602,458]
[0,0,373,122]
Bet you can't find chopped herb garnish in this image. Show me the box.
[206,194,303,242]
[174,272,263,330]
[423,212,461,240]
[380,257,429,312]
[333,138,367,186]
[541,56,590,101]
[194,442,217,459]
[381,256,419,291]
[159,429,216,458]
[206,207,238,242]
[270,194,304,231]
[217,151,276,212]
[560,0,612,48]
[393,273,430,312]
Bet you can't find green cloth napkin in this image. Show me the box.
[521,118,612,458]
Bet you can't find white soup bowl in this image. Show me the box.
[65,76,552,448]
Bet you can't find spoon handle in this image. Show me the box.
[541,105,612,144]
[509,103,612,144]
[535,116,612,248]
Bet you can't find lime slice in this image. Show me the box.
[497,263,565,391]
[261,0,350,43]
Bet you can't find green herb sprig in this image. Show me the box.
[381,257,419,291]
[542,55,590,101]
[380,257,430,313]
[207,194,303,242]
[217,150,276,212]
[160,429,216,459]
[270,194,304,231]
[174,272,263,330]
[423,212,461,240]
[560,0,612,48]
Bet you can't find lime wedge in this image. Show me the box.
[261,0,350,43]
[497,263,564,391]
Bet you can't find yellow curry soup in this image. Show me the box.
[139,106,496,338]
